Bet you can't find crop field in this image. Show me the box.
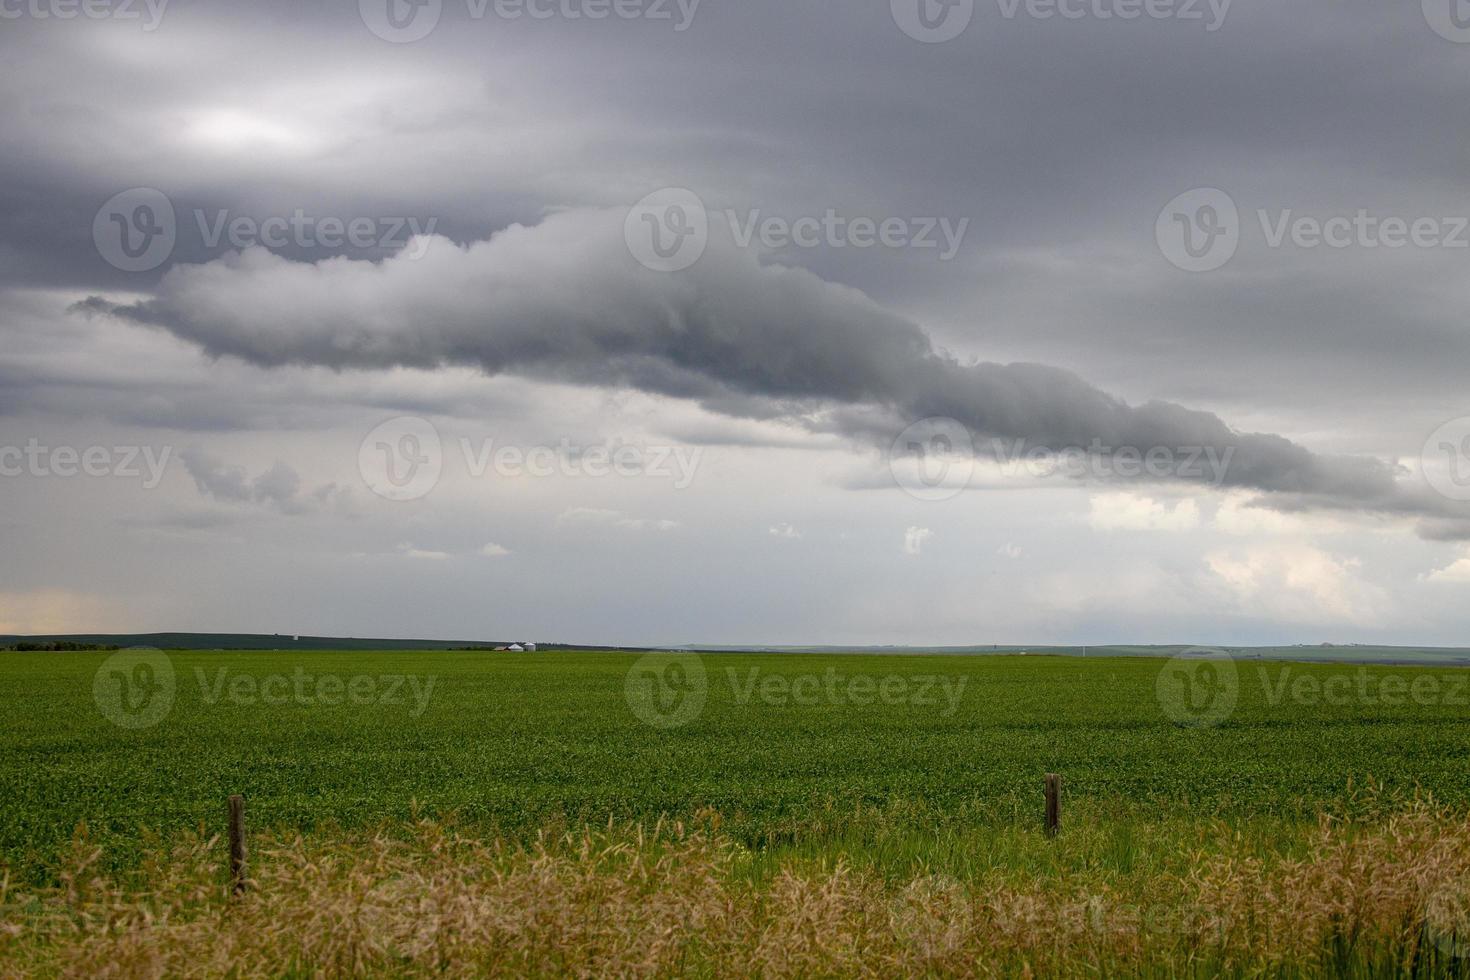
[3,648,1470,880]
[6,648,1470,975]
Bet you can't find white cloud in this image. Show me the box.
[558,507,678,532]
[396,543,452,560]
[1423,552,1470,584]
[480,542,512,557]
[903,526,932,556]
[1212,493,1359,537]
[619,518,680,532]
[768,522,802,539]
[997,543,1023,559]
[1088,492,1199,532]
[1204,544,1387,624]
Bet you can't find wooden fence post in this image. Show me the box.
[228,794,247,895]
[1044,773,1061,837]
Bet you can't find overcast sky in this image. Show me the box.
[3,0,1470,646]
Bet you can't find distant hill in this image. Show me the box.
[683,643,1470,666]
[3,635,1468,664]
[0,632,512,651]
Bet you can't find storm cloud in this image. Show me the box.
[84,206,1460,535]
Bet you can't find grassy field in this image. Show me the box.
[4,648,1470,975]
[2,648,1470,878]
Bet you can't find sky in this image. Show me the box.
[2,0,1470,646]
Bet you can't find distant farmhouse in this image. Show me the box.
[493,642,538,652]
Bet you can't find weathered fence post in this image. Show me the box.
[228,794,247,895]
[1044,773,1061,837]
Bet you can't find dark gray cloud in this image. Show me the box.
[86,207,1463,535]
[5,0,1469,426]
[180,448,348,515]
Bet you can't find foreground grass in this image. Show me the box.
[6,802,1470,977]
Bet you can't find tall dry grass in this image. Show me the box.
[5,804,1470,977]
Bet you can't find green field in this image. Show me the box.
[3,648,1470,881]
